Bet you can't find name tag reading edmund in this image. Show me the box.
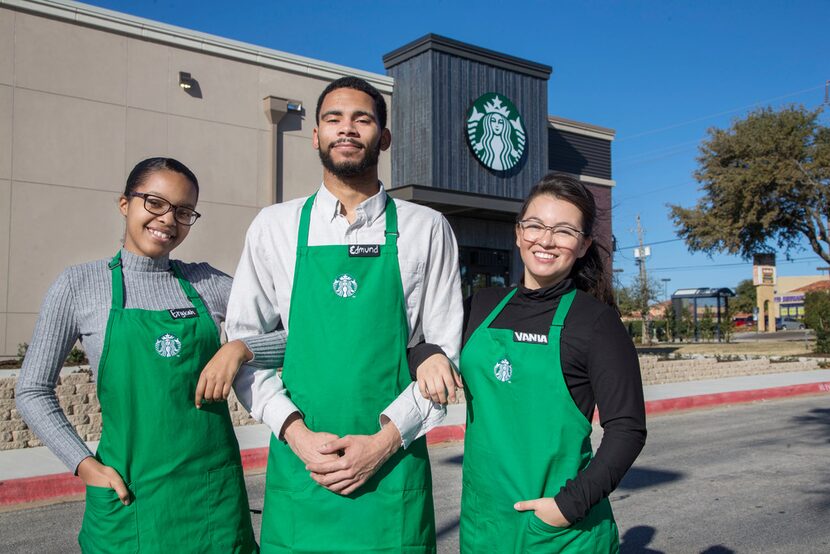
[349,244,381,257]
[513,331,548,345]
[169,308,198,319]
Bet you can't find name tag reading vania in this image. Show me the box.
[169,307,198,319]
[513,331,548,345]
[348,244,381,257]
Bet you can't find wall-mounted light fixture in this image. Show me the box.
[179,71,195,90]
[264,96,304,204]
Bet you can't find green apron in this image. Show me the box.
[78,252,258,554]
[260,194,435,553]
[459,288,619,553]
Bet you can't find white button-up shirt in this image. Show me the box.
[227,184,463,447]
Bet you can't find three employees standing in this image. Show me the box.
[227,76,463,553]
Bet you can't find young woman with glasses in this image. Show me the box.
[414,173,647,553]
[16,157,281,553]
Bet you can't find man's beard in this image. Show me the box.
[319,139,381,178]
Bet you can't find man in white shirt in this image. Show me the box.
[227,76,462,552]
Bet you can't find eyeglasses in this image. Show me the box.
[128,192,201,226]
[517,220,585,246]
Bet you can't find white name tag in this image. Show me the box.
[169,308,198,319]
[349,244,381,257]
[513,331,548,344]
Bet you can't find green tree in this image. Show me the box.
[614,285,638,317]
[804,290,830,353]
[732,279,757,314]
[700,306,715,342]
[663,302,677,342]
[670,106,830,264]
[719,301,737,343]
[679,305,695,342]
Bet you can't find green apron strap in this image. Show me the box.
[108,252,124,309]
[551,289,577,328]
[297,193,317,251]
[384,196,398,250]
[169,261,210,315]
[482,287,518,329]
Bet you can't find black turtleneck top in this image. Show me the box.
[409,279,646,524]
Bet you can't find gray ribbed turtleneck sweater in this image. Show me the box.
[15,249,285,472]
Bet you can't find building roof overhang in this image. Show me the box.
[387,185,522,222]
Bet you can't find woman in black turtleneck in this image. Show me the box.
[414,174,646,553]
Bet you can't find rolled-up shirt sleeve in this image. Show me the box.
[381,214,463,447]
[228,211,300,438]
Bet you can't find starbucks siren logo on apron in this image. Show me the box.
[466,93,526,171]
[493,358,512,382]
[332,274,358,298]
[155,333,182,357]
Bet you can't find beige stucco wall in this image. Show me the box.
[0,3,393,356]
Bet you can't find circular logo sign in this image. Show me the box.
[155,333,182,358]
[466,93,526,172]
[332,274,358,298]
[493,358,512,382]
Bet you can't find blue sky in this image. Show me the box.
[83,0,830,296]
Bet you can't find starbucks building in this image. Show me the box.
[384,35,615,294]
[0,1,614,355]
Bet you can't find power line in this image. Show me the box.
[646,256,822,273]
[612,183,694,207]
[616,84,825,142]
[616,238,685,250]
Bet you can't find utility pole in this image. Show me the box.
[634,215,651,345]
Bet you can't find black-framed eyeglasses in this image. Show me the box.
[128,192,201,226]
[517,219,586,245]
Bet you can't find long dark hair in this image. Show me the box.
[124,157,199,199]
[517,173,617,309]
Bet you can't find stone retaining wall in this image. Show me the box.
[638,356,821,386]
[0,368,255,451]
[0,356,824,451]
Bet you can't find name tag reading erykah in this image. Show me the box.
[169,307,198,319]
[349,244,381,257]
[513,331,548,344]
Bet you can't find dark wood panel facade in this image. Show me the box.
[548,128,612,180]
[385,35,551,200]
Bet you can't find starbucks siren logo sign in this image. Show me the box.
[333,274,358,298]
[466,93,526,171]
[493,358,513,382]
[155,333,181,358]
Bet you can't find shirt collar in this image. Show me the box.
[316,182,388,225]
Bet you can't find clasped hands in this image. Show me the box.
[281,412,401,496]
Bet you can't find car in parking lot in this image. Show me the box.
[776,317,805,330]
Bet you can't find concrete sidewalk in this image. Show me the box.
[2,369,829,507]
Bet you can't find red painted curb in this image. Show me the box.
[644,381,830,415]
[426,424,466,445]
[0,472,85,506]
[2,381,828,507]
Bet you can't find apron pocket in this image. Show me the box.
[79,483,138,554]
[528,513,572,535]
[291,486,404,552]
[521,514,589,554]
[208,465,255,549]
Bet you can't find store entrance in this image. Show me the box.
[459,247,511,298]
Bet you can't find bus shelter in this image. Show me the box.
[671,287,736,342]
